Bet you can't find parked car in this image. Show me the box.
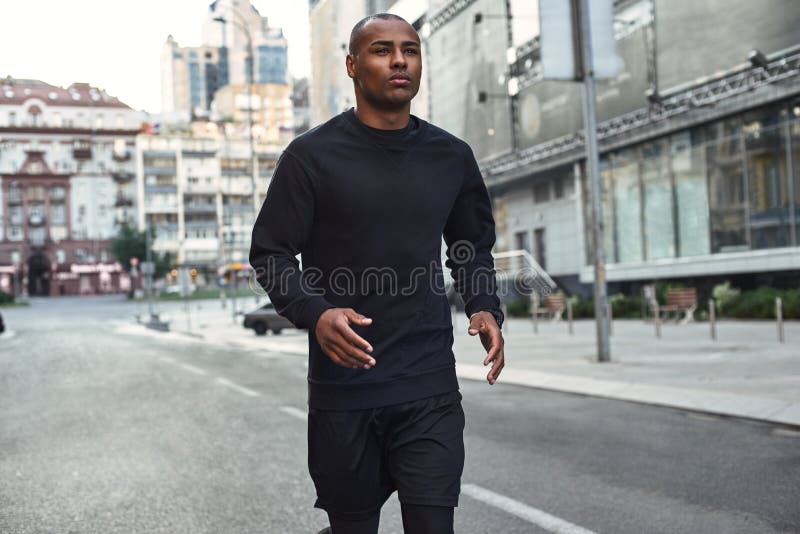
[243,302,295,335]
[0,311,4,334]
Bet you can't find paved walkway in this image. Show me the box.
[132,299,800,428]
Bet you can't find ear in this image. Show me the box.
[345,53,356,80]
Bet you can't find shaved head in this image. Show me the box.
[349,13,412,55]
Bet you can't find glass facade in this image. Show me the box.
[585,102,800,266]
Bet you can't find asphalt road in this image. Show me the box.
[1,296,798,533]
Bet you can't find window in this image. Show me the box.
[533,182,550,203]
[56,249,66,263]
[51,226,68,242]
[50,186,65,200]
[9,206,23,224]
[554,177,564,199]
[8,187,22,203]
[8,226,23,241]
[514,231,530,253]
[51,204,66,224]
[534,228,547,270]
[28,186,45,202]
[8,111,16,126]
[29,227,45,246]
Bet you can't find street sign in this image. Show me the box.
[140,261,155,275]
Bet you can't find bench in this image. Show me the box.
[651,288,697,324]
[532,293,566,322]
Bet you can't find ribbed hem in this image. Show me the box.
[308,366,459,411]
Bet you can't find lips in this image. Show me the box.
[388,74,411,87]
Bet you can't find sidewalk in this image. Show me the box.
[134,299,800,428]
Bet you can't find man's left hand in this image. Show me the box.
[467,311,505,385]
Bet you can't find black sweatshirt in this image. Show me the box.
[249,108,502,410]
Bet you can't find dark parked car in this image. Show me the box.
[0,311,4,334]
[243,302,296,335]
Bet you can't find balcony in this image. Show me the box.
[184,203,217,213]
[112,171,135,184]
[114,194,134,208]
[112,151,131,162]
[73,139,92,160]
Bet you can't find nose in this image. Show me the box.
[391,48,407,68]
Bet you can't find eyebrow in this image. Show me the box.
[369,40,420,47]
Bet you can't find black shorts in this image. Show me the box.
[307,390,465,520]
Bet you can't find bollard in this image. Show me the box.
[532,293,539,334]
[501,303,509,334]
[776,297,785,343]
[607,301,613,336]
[654,301,661,338]
[709,298,717,341]
[567,299,574,335]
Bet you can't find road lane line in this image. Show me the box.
[215,377,262,398]
[279,406,308,421]
[178,363,208,376]
[461,484,598,534]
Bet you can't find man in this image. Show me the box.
[249,13,505,534]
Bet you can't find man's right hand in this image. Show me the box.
[314,308,376,370]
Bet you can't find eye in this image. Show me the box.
[375,48,390,55]
[405,48,418,55]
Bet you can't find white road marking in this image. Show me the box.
[215,377,261,397]
[178,362,208,376]
[461,484,598,534]
[0,330,16,339]
[279,406,308,421]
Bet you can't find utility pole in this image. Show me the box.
[566,0,612,361]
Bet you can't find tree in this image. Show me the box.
[110,224,172,278]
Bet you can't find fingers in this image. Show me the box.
[486,351,504,385]
[324,343,363,369]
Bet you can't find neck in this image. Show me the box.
[353,98,411,130]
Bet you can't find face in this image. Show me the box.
[346,18,422,109]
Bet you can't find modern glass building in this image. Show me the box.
[452,0,800,294]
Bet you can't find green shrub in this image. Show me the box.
[610,293,647,319]
[569,295,595,318]
[505,296,531,318]
[712,281,741,314]
[720,287,800,319]
[0,291,14,305]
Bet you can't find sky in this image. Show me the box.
[0,0,311,113]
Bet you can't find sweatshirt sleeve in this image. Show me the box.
[249,150,334,332]
[442,144,503,323]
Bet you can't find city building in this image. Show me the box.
[0,77,141,296]
[135,132,280,275]
[290,77,311,136]
[212,82,294,144]
[162,0,289,120]
[160,36,227,120]
[426,0,800,295]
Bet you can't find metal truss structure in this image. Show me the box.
[483,49,800,179]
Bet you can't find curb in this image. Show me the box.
[455,364,800,429]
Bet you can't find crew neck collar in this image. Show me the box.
[343,108,425,144]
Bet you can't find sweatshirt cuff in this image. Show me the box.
[463,294,499,318]
[298,297,336,333]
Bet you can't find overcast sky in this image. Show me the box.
[0,0,311,113]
